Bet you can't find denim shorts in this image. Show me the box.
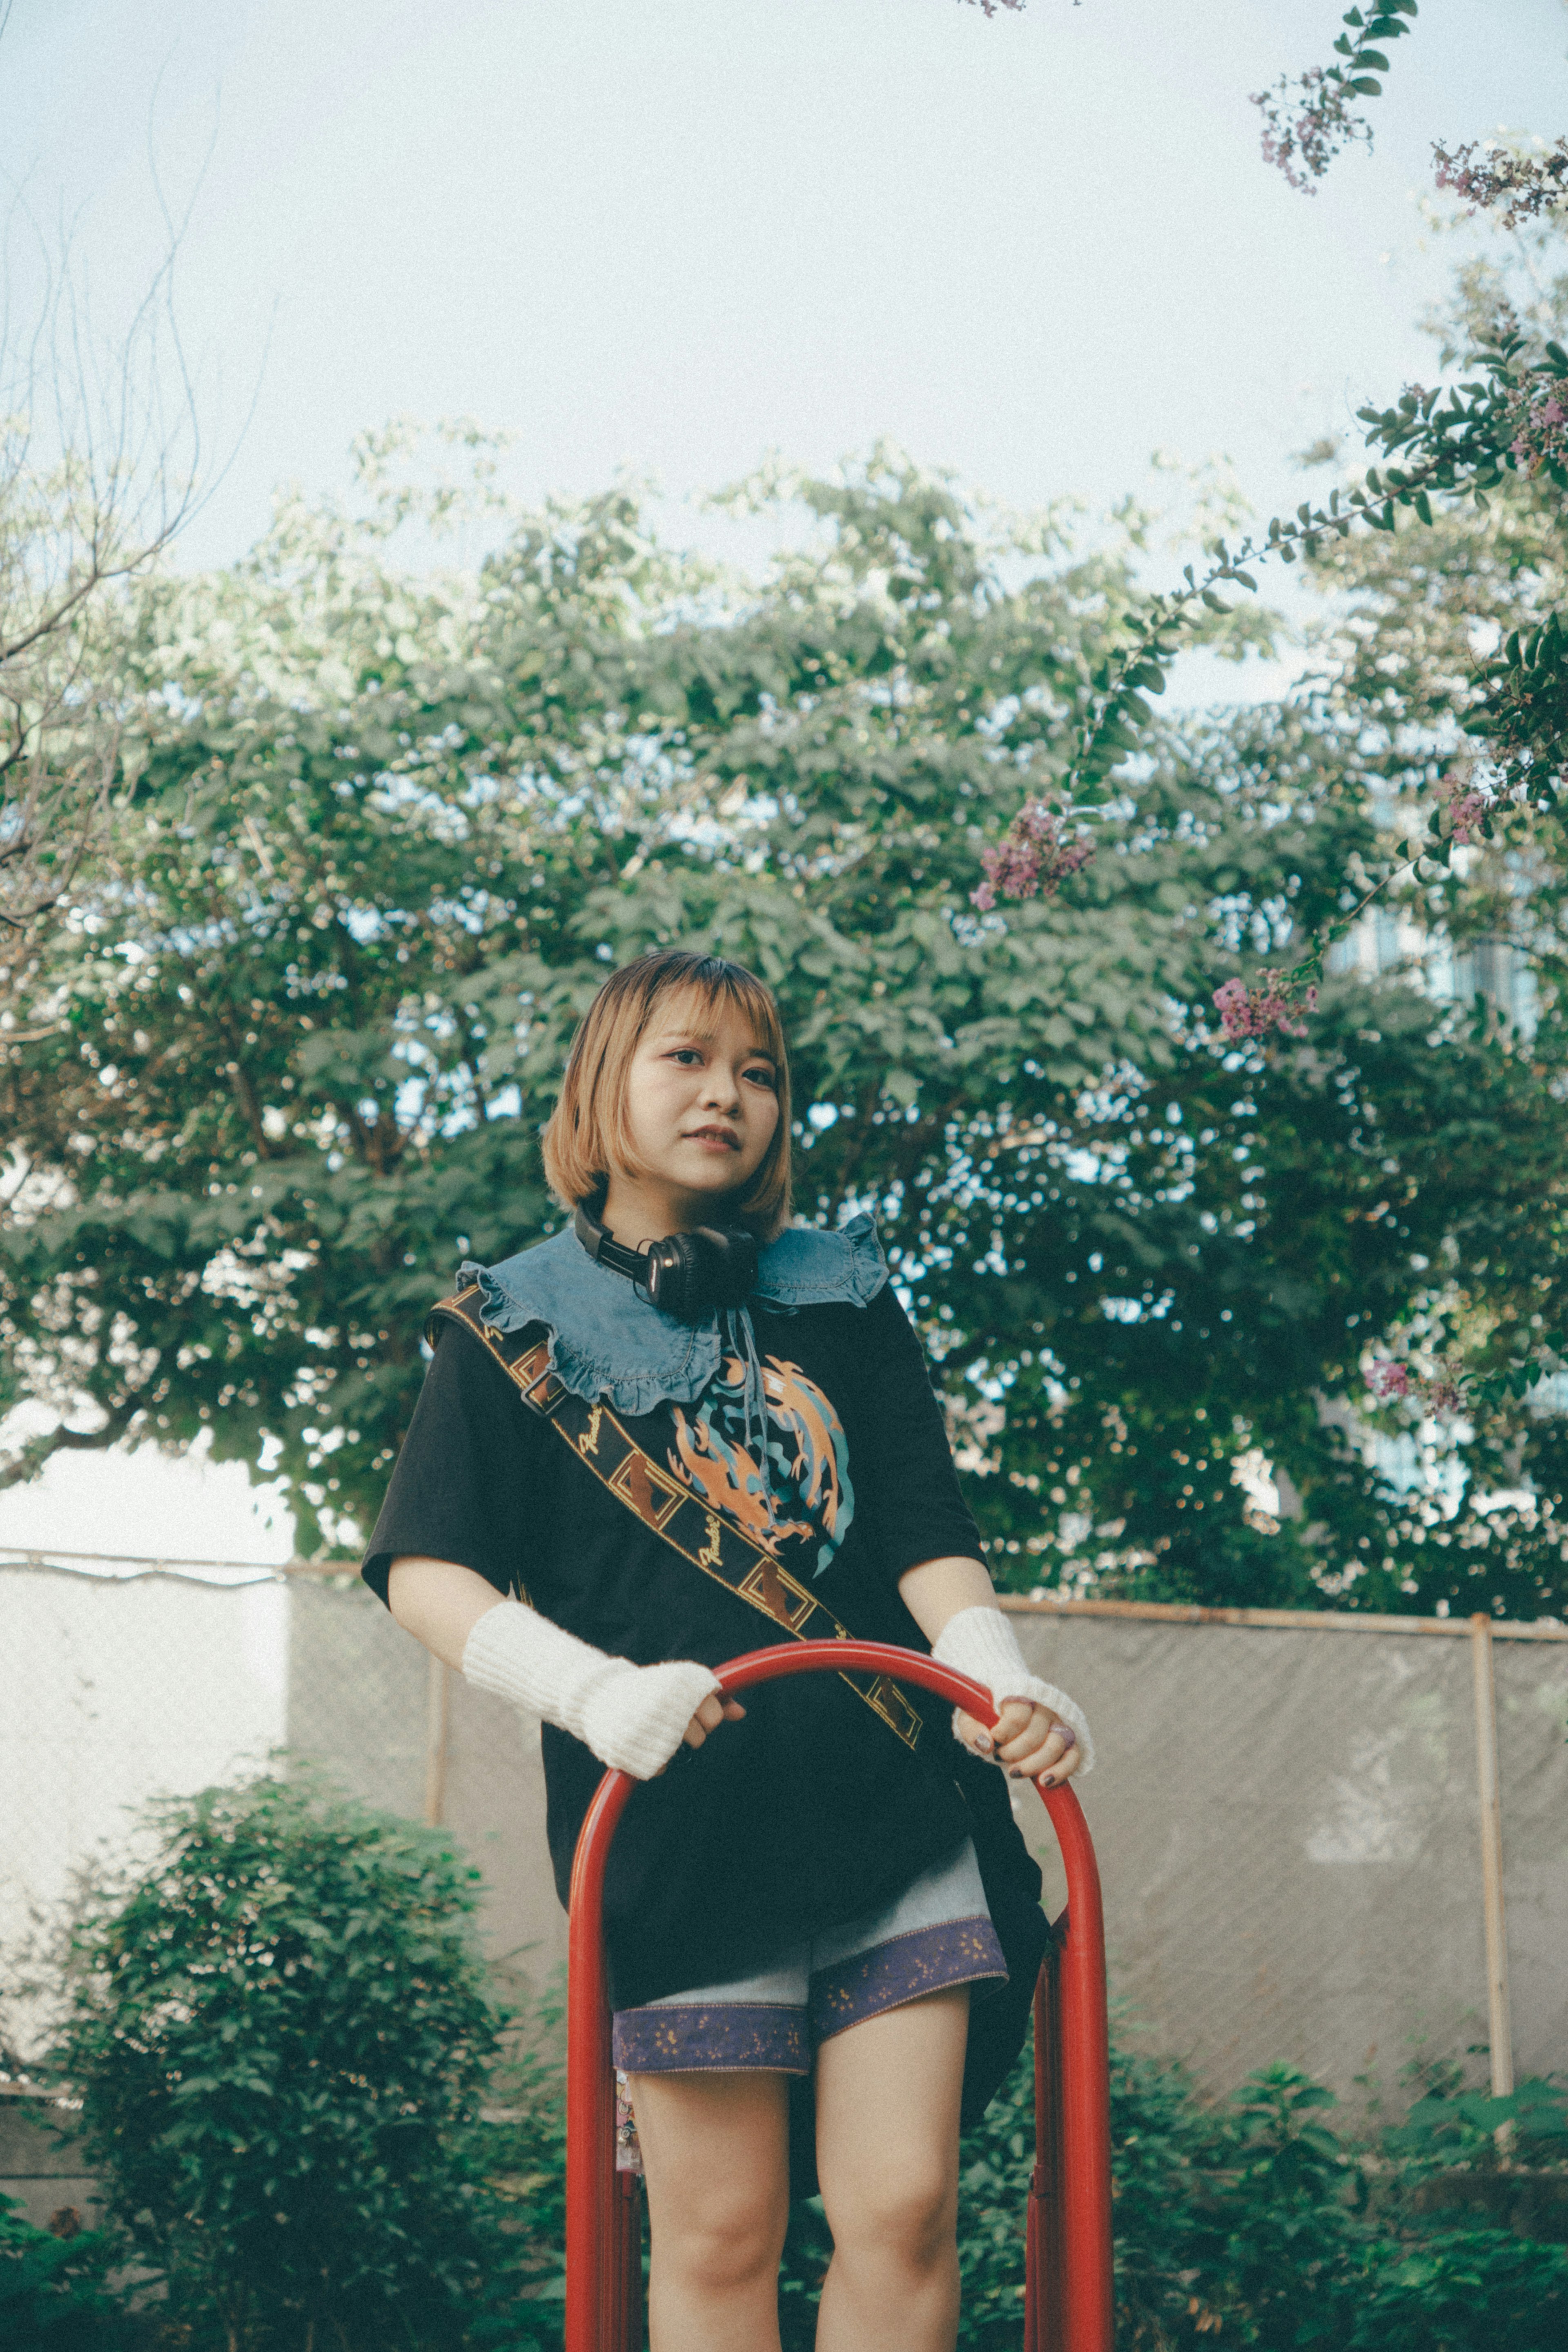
[611,1836,1006,2076]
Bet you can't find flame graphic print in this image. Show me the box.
[669,1353,854,1579]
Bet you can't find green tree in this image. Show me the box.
[2,400,1567,1614]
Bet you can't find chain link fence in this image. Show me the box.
[3,1554,1564,2114]
[1008,1601,1566,2108]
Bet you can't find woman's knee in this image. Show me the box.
[655,2189,789,2295]
[822,2154,958,2271]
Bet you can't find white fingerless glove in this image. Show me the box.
[931,1605,1094,1775]
[461,1601,722,1781]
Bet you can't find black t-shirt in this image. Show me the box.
[363,1284,993,2009]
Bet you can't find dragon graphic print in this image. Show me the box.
[668,1348,854,1580]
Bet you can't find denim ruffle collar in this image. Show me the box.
[454,1211,888,1419]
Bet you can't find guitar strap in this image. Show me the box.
[427,1286,925,1755]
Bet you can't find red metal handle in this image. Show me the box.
[565,1639,1113,2352]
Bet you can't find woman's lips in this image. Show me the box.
[684,1128,741,1151]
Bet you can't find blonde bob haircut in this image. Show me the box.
[541,949,793,1240]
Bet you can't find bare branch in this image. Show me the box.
[0,1401,142,1491]
[0,138,221,990]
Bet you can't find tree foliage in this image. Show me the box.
[2,388,1567,1612]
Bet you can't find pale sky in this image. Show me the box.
[2,0,1564,1561]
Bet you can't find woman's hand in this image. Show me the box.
[955,1697,1082,1785]
[678,1694,746,1753]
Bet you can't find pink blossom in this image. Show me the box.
[1503,372,1568,478]
[1212,971,1319,1042]
[1252,69,1371,194]
[1434,147,1492,207]
[1369,1356,1468,1418]
[1433,137,1568,229]
[972,802,1094,911]
[1446,787,1491,846]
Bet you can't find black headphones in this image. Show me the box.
[573,1199,760,1324]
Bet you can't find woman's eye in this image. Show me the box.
[745,1067,776,1089]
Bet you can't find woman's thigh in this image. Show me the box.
[626,2067,793,2254]
[813,1986,970,2234]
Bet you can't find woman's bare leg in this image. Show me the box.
[626,2067,792,2352]
[813,1987,970,2352]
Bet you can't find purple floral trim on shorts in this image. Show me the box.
[612,2000,811,2076]
[611,1917,1007,2081]
[811,1915,1007,2041]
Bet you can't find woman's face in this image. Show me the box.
[613,995,781,1231]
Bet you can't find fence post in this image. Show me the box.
[1469,1614,1513,2115]
[424,1654,450,1828]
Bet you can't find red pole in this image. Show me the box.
[612,2170,643,2350]
[1040,1785,1114,2352]
[564,1639,1112,2352]
[566,1763,638,2352]
[1025,1945,1066,2352]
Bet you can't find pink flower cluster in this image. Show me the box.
[1212,972,1319,1042]
[1369,1358,1466,1417]
[1446,787,1492,846]
[1505,375,1568,479]
[972,802,1094,912]
[1434,137,1568,230]
[1252,69,1369,194]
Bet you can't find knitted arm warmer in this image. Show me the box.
[461,1601,722,1781]
[931,1605,1095,1775]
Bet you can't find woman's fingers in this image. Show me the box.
[957,1699,1035,1758]
[681,1694,746,1750]
[1013,1728,1082,1784]
[991,1699,1037,1754]
[989,1703,1085,1785]
[954,1707,996,1757]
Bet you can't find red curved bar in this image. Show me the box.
[565,1638,1112,2352]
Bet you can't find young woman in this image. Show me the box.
[362,948,1092,2352]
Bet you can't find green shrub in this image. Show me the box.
[472,1984,568,2343]
[19,1778,1567,2350]
[0,2193,137,2351]
[780,2030,1568,2351]
[42,1774,518,2352]
[1352,2227,1568,2352]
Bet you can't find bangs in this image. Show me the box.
[647,974,786,1071]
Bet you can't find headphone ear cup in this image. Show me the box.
[643,1229,757,1320]
[690,1226,758,1312]
[644,1233,704,1322]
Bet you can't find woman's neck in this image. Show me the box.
[599,1173,719,1250]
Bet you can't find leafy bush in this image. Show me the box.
[0,2194,136,2351]
[777,2028,1568,2351]
[16,1789,1568,2351]
[41,1774,519,2352]
[472,1984,569,2340]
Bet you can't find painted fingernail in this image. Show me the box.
[1008,1767,1024,1779]
[975,1733,993,1753]
[1040,1774,1057,1788]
